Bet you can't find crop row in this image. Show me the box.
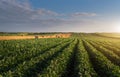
[83,40,120,77]
[0,37,120,77]
[91,40,120,57]
[0,38,73,76]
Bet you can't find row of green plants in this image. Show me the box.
[92,40,120,57]
[83,40,120,77]
[0,39,70,73]
[74,40,98,77]
[0,38,66,59]
[88,41,120,66]
[38,39,76,77]
[1,33,120,77]
[0,38,72,76]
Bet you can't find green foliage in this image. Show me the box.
[83,40,120,77]
[0,33,120,77]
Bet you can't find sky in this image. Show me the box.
[0,0,120,32]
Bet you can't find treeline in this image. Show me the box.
[0,32,72,36]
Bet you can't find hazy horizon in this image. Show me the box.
[0,0,120,32]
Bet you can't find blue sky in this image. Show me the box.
[29,0,119,14]
[0,0,120,32]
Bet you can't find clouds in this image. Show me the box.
[0,0,58,22]
[71,12,97,17]
[0,0,32,23]
[0,0,102,32]
[0,0,97,21]
[36,8,58,16]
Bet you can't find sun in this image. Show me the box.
[114,23,120,33]
[116,26,120,32]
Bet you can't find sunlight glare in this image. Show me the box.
[114,23,120,32]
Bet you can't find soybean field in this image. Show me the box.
[0,33,120,77]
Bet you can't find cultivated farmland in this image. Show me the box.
[0,33,120,77]
[0,33,71,40]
